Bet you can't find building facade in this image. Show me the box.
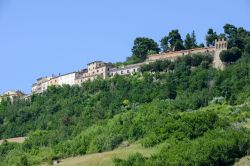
[32,77,52,94]
[109,63,144,76]
[75,61,113,85]
[30,39,228,94]
[32,61,114,93]
[0,90,25,103]
[57,72,79,86]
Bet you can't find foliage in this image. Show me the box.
[160,36,169,52]
[184,31,198,49]
[0,24,250,165]
[220,47,242,63]
[130,37,160,62]
[115,128,250,166]
[140,53,213,73]
[206,28,218,46]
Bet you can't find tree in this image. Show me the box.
[147,50,158,55]
[168,29,185,51]
[223,24,237,39]
[131,37,160,61]
[191,30,198,48]
[219,47,242,63]
[184,33,192,49]
[160,36,169,52]
[199,43,205,48]
[245,38,250,54]
[223,24,247,49]
[206,28,218,46]
[184,31,198,49]
[175,40,185,51]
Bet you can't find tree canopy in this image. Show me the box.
[206,28,218,46]
[220,47,242,63]
[131,37,160,62]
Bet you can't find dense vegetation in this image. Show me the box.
[0,24,250,165]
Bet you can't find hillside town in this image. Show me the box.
[0,38,227,103]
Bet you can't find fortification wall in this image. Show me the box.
[147,39,228,69]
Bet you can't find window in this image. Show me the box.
[127,70,130,73]
[121,71,123,74]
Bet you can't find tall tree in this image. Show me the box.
[168,29,184,51]
[131,37,160,61]
[191,30,198,48]
[175,40,185,51]
[223,24,237,39]
[206,28,218,46]
[160,36,169,52]
[184,33,192,49]
[223,24,249,49]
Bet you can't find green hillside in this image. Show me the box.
[0,24,250,166]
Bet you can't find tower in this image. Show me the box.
[215,38,228,51]
[213,38,228,70]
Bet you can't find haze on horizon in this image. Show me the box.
[0,0,250,94]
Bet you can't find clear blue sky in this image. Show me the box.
[0,0,250,93]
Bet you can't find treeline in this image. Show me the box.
[124,24,250,65]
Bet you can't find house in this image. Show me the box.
[0,90,26,103]
[109,62,144,76]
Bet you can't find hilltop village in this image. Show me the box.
[0,38,227,102]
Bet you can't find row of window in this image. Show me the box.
[109,68,138,76]
[216,43,227,49]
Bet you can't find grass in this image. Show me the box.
[47,143,157,166]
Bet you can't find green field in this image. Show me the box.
[42,144,157,166]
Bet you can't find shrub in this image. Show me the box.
[220,47,242,63]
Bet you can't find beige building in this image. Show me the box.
[75,61,113,85]
[48,76,59,86]
[32,76,52,94]
[147,38,228,69]
[0,90,25,103]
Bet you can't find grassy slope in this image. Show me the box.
[45,144,157,166]
[53,108,250,166]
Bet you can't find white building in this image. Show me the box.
[57,72,78,86]
[32,77,52,94]
[109,63,144,76]
[0,90,25,103]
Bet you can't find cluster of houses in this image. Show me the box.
[0,39,227,102]
[31,61,144,94]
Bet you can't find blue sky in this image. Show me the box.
[0,0,250,93]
